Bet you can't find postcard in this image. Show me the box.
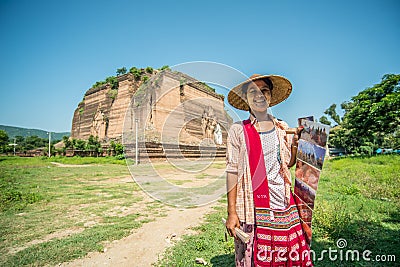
[295,160,321,191]
[297,139,326,170]
[294,178,315,208]
[299,120,330,148]
[297,116,314,126]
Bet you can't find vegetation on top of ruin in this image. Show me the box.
[116,67,127,76]
[90,65,224,99]
[129,66,143,80]
[92,66,170,89]
[91,65,176,88]
[89,64,225,107]
[194,81,225,99]
[107,89,118,101]
[199,82,215,92]
[92,76,119,90]
[159,65,170,71]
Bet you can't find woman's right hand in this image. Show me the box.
[225,212,240,238]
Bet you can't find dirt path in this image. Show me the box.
[60,203,215,267]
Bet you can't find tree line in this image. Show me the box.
[62,135,124,158]
[0,132,60,154]
[319,74,399,155]
[0,131,124,158]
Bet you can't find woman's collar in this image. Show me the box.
[249,113,276,125]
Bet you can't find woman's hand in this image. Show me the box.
[226,212,240,238]
[292,126,303,148]
[288,126,303,168]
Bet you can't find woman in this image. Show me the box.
[225,74,313,266]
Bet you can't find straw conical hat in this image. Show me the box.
[228,74,292,111]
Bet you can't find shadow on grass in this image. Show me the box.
[210,253,235,267]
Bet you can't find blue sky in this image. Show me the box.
[0,0,399,132]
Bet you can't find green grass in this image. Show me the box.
[2,155,399,266]
[3,214,144,266]
[48,155,133,165]
[0,155,130,167]
[155,155,400,266]
[0,156,165,266]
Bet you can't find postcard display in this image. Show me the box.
[294,118,330,245]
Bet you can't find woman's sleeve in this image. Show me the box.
[226,124,241,174]
[277,120,293,165]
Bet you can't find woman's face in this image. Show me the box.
[246,79,272,113]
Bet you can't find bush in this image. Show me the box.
[359,145,373,155]
[107,89,118,100]
[109,141,124,156]
[105,76,119,90]
[114,143,124,155]
[145,66,153,74]
[159,65,170,71]
[1,189,44,211]
[116,67,127,76]
[115,154,125,160]
[74,139,86,150]
[130,67,142,80]
[92,81,107,88]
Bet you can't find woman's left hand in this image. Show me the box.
[288,126,303,168]
[292,126,303,148]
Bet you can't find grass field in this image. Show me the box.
[0,156,165,266]
[155,155,400,267]
[1,155,399,266]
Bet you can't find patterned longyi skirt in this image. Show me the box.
[234,205,313,267]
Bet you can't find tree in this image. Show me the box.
[343,74,399,151]
[71,138,77,149]
[109,140,124,156]
[0,130,9,146]
[74,139,86,150]
[25,136,46,150]
[0,130,9,153]
[324,104,341,125]
[15,136,24,144]
[114,143,124,156]
[15,136,24,152]
[62,136,72,149]
[318,116,331,126]
[116,67,127,76]
[86,135,102,156]
[325,74,400,153]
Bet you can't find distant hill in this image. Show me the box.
[0,125,70,140]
